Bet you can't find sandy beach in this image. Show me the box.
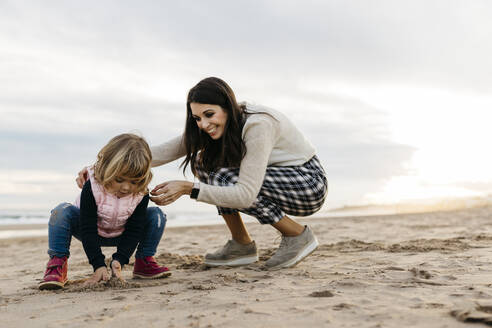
[2,206,492,327]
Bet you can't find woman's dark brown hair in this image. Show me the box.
[181,77,247,175]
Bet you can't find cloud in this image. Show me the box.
[2,1,491,90]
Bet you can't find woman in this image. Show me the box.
[149,77,328,269]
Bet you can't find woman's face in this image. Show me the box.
[190,102,228,140]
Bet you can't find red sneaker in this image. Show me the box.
[39,256,68,290]
[133,256,171,279]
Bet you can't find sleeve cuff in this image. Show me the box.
[91,258,107,272]
[112,253,129,267]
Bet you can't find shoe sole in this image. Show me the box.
[267,237,319,270]
[204,254,259,267]
[133,271,172,279]
[39,281,66,290]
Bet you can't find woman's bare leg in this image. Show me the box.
[221,212,253,244]
[272,215,305,236]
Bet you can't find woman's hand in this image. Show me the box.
[110,260,125,282]
[150,181,193,206]
[76,167,89,189]
[84,266,110,286]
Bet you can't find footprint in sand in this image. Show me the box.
[111,296,126,301]
[333,303,353,311]
[451,302,492,324]
[309,290,334,297]
[189,284,216,290]
[409,268,432,279]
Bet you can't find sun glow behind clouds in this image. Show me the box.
[302,80,492,203]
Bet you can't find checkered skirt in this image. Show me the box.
[195,156,328,224]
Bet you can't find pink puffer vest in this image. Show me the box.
[74,167,144,238]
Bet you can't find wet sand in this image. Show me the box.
[2,206,492,327]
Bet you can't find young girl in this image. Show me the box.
[39,133,170,290]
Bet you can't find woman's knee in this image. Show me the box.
[146,207,167,229]
[284,200,324,217]
[49,203,78,228]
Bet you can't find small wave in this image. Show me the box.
[0,211,228,228]
[0,214,49,225]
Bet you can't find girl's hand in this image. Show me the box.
[84,266,110,286]
[76,167,89,189]
[110,260,125,281]
[150,181,193,206]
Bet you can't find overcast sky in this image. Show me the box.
[1,1,491,214]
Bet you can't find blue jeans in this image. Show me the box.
[48,202,166,259]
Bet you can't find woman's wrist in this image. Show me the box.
[183,181,193,195]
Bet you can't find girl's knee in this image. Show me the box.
[49,203,77,227]
[147,207,167,229]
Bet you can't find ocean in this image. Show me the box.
[0,210,233,239]
[1,195,490,239]
[0,207,340,239]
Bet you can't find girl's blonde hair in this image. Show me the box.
[94,133,153,194]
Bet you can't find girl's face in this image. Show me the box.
[190,102,228,140]
[107,177,138,198]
